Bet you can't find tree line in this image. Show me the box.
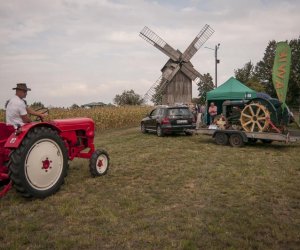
[198,38,300,106]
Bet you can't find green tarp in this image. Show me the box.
[207,77,257,101]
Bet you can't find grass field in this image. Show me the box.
[1,127,299,249]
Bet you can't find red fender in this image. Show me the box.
[4,118,95,149]
[4,122,61,149]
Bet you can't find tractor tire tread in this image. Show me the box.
[89,149,110,177]
[8,126,68,198]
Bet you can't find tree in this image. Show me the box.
[235,61,254,84]
[234,61,266,92]
[197,73,214,104]
[30,101,45,109]
[192,97,201,104]
[287,38,300,105]
[70,103,80,109]
[151,83,163,105]
[113,89,144,106]
[236,38,300,106]
[254,40,277,97]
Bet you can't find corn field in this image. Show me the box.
[0,106,153,131]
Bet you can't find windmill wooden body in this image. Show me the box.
[140,25,214,104]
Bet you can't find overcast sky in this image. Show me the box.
[0,0,299,107]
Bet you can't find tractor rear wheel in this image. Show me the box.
[9,127,68,198]
[89,149,109,177]
[240,102,270,132]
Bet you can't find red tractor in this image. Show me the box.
[0,116,109,198]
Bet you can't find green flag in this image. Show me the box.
[272,42,291,108]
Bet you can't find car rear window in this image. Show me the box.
[167,108,191,116]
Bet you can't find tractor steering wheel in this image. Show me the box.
[33,107,49,122]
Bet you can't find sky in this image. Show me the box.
[0,0,299,108]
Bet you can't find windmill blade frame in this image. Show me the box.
[155,78,169,97]
[181,63,203,81]
[139,26,181,61]
[143,77,169,104]
[181,24,214,62]
[154,64,181,97]
[143,75,164,103]
[164,64,181,82]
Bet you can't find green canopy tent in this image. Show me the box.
[207,77,257,100]
[205,77,257,124]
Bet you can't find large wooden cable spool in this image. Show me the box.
[240,102,270,132]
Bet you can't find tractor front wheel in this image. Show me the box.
[9,127,68,198]
[89,149,110,177]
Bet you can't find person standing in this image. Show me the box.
[6,83,47,128]
[196,104,206,129]
[208,102,218,124]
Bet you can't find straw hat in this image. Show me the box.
[12,83,31,91]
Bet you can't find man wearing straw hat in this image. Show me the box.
[6,83,47,128]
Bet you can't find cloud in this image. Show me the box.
[0,0,299,108]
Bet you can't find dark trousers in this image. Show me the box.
[210,115,216,124]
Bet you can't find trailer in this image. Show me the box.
[188,128,300,147]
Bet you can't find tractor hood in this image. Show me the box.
[51,118,95,132]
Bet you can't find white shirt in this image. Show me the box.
[6,95,28,127]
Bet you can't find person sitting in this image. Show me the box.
[6,83,47,128]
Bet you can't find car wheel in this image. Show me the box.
[156,125,164,137]
[141,123,147,134]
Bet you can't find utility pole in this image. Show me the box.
[215,43,220,88]
[205,43,220,88]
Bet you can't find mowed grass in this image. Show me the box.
[1,127,300,249]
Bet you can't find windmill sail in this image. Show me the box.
[140,26,181,61]
[181,63,202,80]
[181,24,214,62]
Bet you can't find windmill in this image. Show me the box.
[140,24,214,105]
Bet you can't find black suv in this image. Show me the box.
[141,105,196,136]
